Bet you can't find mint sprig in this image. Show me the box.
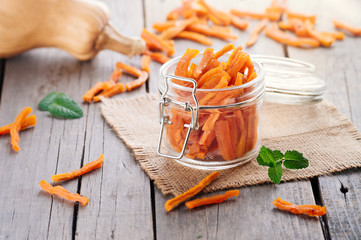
[38,92,83,119]
[257,146,309,184]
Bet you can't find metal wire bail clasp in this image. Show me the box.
[157,74,199,159]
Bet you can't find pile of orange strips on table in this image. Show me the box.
[146,0,246,51]
[150,0,361,50]
[0,106,36,152]
[231,0,361,48]
[165,171,240,211]
[39,154,105,206]
[82,62,149,103]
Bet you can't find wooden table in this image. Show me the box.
[0,0,360,239]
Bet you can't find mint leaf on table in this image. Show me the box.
[48,93,83,119]
[38,92,59,111]
[283,150,309,169]
[268,162,283,184]
[256,146,309,184]
[39,92,83,119]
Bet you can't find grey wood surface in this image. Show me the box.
[74,0,153,239]
[0,0,360,239]
[0,0,153,239]
[0,50,85,240]
[286,0,361,238]
[145,0,323,239]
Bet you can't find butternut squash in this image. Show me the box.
[0,0,145,60]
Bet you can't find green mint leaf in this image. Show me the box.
[38,92,59,111]
[268,162,283,184]
[257,146,276,167]
[283,150,309,169]
[272,150,284,160]
[48,93,83,119]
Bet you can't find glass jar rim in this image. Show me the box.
[159,52,265,93]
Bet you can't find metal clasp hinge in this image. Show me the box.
[157,75,199,159]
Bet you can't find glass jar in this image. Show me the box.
[157,53,265,170]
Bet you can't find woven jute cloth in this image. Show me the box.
[101,94,361,196]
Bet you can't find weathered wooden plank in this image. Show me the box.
[286,0,361,238]
[145,0,323,239]
[74,0,153,239]
[0,59,4,102]
[0,49,87,240]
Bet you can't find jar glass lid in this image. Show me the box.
[252,55,326,104]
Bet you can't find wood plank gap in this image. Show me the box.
[72,202,80,240]
[282,44,289,58]
[343,71,353,122]
[278,14,289,58]
[150,180,157,240]
[72,99,90,240]
[46,138,61,240]
[141,0,150,93]
[311,177,332,240]
[0,59,5,104]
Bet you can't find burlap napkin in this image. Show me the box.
[101,94,361,196]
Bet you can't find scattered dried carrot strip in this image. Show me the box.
[146,39,175,52]
[95,85,123,101]
[83,82,103,103]
[164,171,220,212]
[52,154,104,182]
[186,23,238,40]
[273,197,327,217]
[116,61,142,77]
[230,9,268,20]
[286,11,316,24]
[175,31,213,46]
[198,0,231,26]
[94,83,125,102]
[125,71,149,91]
[10,107,32,152]
[161,17,198,40]
[39,180,89,206]
[246,18,269,47]
[0,115,36,135]
[304,19,335,47]
[141,54,151,73]
[153,21,176,32]
[265,23,320,48]
[321,31,345,41]
[144,50,171,64]
[110,68,123,83]
[102,68,123,91]
[230,15,249,31]
[185,190,239,209]
[333,20,361,36]
[141,29,175,56]
[166,0,193,20]
[101,81,116,92]
[280,18,309,37]
[213,43,235,59]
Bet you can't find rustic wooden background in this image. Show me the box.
[0,0,360,239]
